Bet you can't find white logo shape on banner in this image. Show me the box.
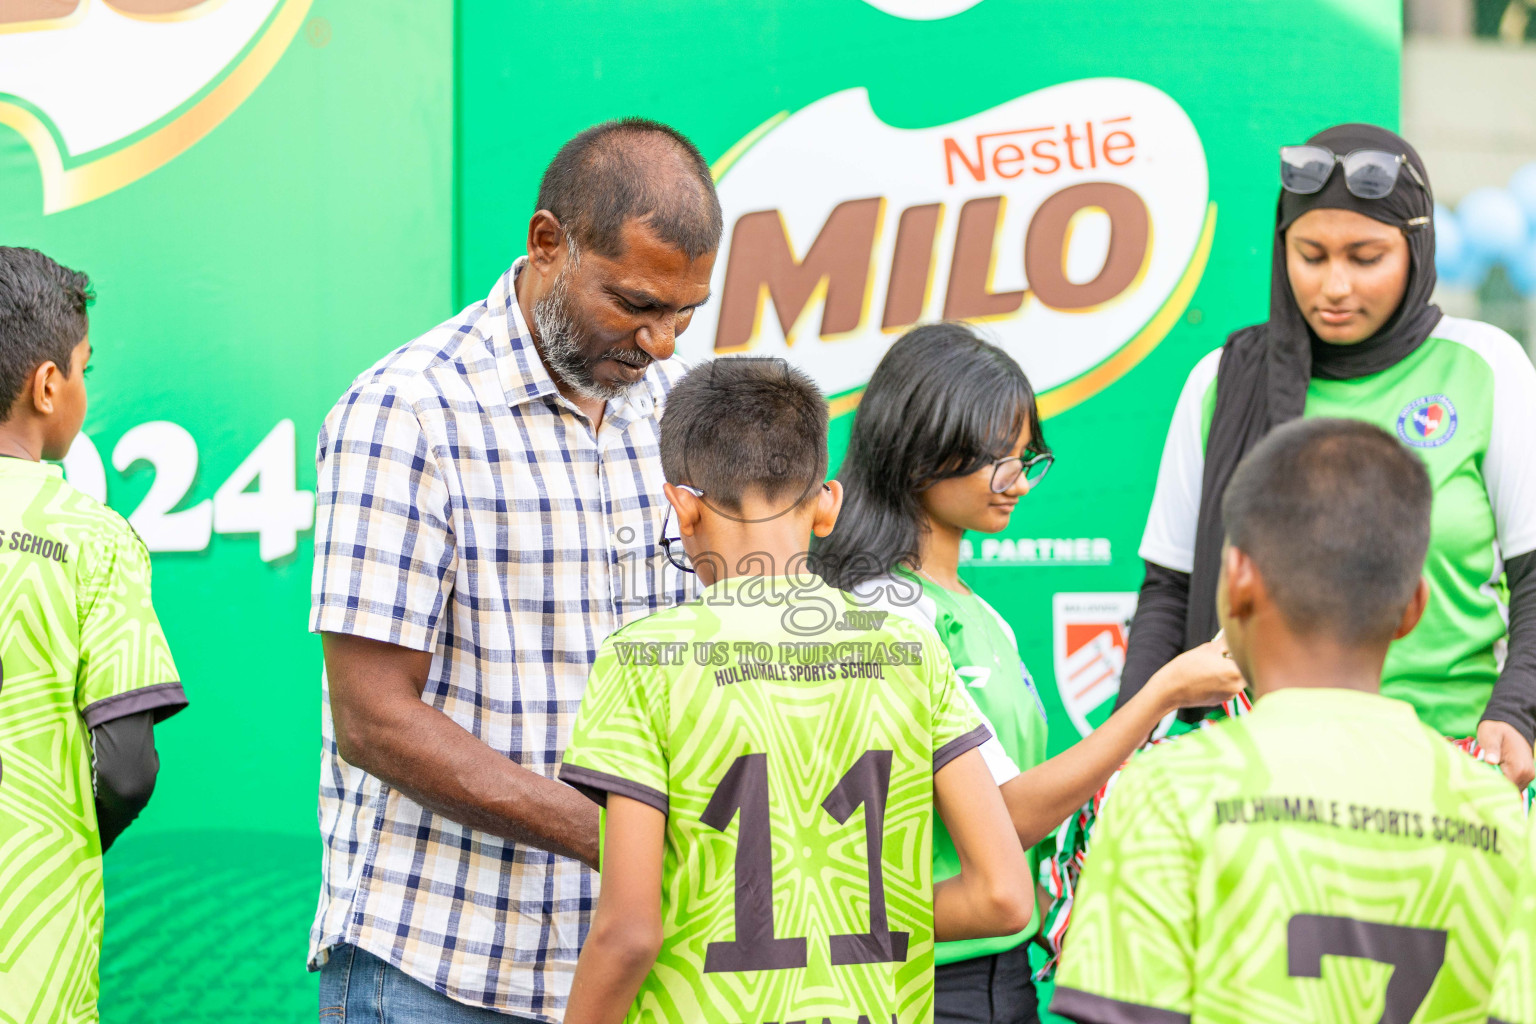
[1053,592,1139,737]
[0,0,311,212]
[687,79,1212,418]
[858,0,987,19]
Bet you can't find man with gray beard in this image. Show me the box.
[308,120,719,1024]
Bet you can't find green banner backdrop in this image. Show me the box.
[0,0,1398,1019]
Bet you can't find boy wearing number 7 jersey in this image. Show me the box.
[1053,419,1528,1024]
[560,358,1032,1024]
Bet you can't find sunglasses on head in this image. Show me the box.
[1279,145,1430,202]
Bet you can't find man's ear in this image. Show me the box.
[663,483,703,538]
[28,360,62,416]
[526,210,567,274]
[1393,576,1431,640]
[810,481,843,539]
[1223,543,1258,623]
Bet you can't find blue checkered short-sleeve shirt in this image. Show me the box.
[309,259,691,1020]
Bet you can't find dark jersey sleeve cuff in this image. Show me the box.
[933,723,992,774]
[1050,986,1191,1024]
[559,763,668,815]
[81,682,188,729]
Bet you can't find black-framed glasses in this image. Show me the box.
[659,484,704,573]
[1279,145,1429,202]
[989,452,1053,494]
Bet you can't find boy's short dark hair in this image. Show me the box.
[660,358,829,514]
[1221,417,1432,645]
[536,118,722,262]
[0,247,92,421]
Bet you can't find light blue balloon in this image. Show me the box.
[1446,252,1494,290]
[1433,202,1465,280]
[1509,163,1536,225]
[1458,187,1530,263]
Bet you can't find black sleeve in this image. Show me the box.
[92,710,161,853]
[1481,549,1536,745]
[1115,560,1192,711]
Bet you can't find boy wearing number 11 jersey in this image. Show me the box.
[1053,419,1528,1024]
[560,359,1032,1024]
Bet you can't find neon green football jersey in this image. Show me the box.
[1489,815,1536,1024]
[1052,688,1527,1024]
[852,568,1049,965]
[561,574,990,1024]
[0,458,185,1024]
[1142,317,1536,737]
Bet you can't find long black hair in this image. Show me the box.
[812,322,1047,589]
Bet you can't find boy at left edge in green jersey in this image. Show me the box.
[0,247,186,1024]
[559,357,1033,1024]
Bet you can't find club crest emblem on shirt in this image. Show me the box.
[1052,592,1137,737]
[1396,394,1458,448]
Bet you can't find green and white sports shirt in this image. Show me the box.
[1141,317,1536,737]
[1052,688,1527,1024]
[1488,815,1536,1024]
[0,458,185,1024]
[853,568,1048,965]
[561,574,990,1024]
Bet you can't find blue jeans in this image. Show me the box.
[319,944,545,1024]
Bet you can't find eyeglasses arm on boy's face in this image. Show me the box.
[660,484,705,574]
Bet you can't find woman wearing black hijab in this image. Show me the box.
[1117,123,1536,787]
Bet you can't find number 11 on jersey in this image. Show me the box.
[701,750,909,973]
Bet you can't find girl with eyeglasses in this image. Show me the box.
[811,321,1245,1024]
[1119,122,1536,792]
